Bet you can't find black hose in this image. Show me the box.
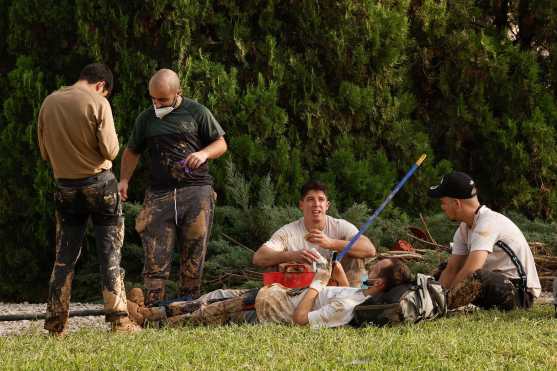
[0,309,105,322]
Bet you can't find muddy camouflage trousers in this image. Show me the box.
[45,171,128,333]
[161,288,259,326]
[136,185,216,305]
[447,269,533,310]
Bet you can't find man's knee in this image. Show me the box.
[472,270,518,310]
[341,257,367,287]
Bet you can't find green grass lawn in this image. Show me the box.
[2,304,556,370]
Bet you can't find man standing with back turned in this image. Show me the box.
[119,69,227,305]
[38,63,140,335]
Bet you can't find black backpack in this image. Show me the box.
[351,274,447,327]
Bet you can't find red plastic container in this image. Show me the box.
[262,264,315,288]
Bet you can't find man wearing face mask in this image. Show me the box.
[119,69,227,305]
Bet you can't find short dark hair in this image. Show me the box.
[378,259,412,291]
[300,180,328,199]
[79,63,114,95]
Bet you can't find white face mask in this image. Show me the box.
[153,95,179,119]
[154,105,175,119]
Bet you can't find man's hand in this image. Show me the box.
[184,151,209,169]
[118,180,129,201]
[310,256,332,293]
[305,229,335,250]
[288,250,321,265]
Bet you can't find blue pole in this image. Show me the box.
[336,154,427,262]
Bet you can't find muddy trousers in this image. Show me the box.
[45,171,128,333]
[136,185,216,305]
[165,288,259,326]
[447,269,533,311]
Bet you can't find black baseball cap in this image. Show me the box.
[428,171,477,199]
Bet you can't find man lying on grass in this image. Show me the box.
[256,258,411,328]
[127,257,412,328]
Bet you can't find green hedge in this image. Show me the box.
[1,0,556,301]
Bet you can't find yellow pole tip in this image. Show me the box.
[416,154,427,166]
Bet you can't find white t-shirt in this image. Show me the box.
[264,216,359,260]
[451,206,541,297]
[255,284,368,329]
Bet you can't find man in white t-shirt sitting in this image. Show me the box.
[252,180,376,287]
[428,171,541,310]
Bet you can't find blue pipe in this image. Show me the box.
[336,154,427,262]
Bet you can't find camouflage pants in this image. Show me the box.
[45,171,128,333]
[165,288,259,326]
[447,269,532,310]
[136,185,216,305]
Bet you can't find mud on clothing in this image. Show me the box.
[255,284,369,329]
[451,206,541,297]
[264,216,367,287]
[165,289,259,326]
[135,186,216,304]
[128,98,224,304]
[45,171,128,333]
[127,97,225,192]
[447,269,533,310]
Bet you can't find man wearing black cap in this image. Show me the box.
[429,171,541,310]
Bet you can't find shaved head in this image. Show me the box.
[149,69,182,108]
[149,69,181,94]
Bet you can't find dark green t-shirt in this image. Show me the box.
[127,98,225,191]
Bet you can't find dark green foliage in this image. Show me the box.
[1,0,556,300]
[410,0,557,218]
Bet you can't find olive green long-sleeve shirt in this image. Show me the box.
[37,85,119,179]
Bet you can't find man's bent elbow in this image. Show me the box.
[252,250,266,267]
[292,312,309,326]
[220,137,228,153]
[361,238,376,258]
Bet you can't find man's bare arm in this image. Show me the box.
[439,255,466,288]
[292,260,335,325]
[185,136,227,169]
[330,261,349,287]
[118,148,141,201]
[292,288,319,326]
[252,245,319,267]
[449,251,488,289]
[305,231,376,258]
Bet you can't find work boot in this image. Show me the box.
[127,301,145,327]
[128,288,145,307]
[139,306,167,322]
[447,275,482,309]
[127,288,146,326]
[111,316,142,333]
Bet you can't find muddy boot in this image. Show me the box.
[447,275,482,310]
[127,301,145,327]
[111,316,142,333]
[127,288,146,326]
[128,288,145,307]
